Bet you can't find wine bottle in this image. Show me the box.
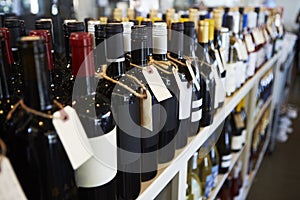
[189,152,202,200]
[169,21,191,149]
[96,23,142,199]
[0,33,18,136]
[0,28,19,97]
[130,25,160,182]
[127,8,135,20]
[197,20,215,127]
[182,21,202,136]
[84,17,95,32]
[141,19,153,58]
[94,24,107,73]
[152,22,178,163]
[5,36,78,200]
[217,117,232,174]
[223,15,238,96]
[35,19,55,55]
[122,21,134,71]
[29,30,58,99]
[218,175,233,200]
[87,20,101,49]
[198,153,213,199]
[69,32,117,200]
[210,145,220,188]
[205,18,226,110]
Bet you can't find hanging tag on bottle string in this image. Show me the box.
[141,90,153,131]
[0,157,27,200]
[142,65,172,102]
[53,106,94,170]
[214,49,225,74]
[172,68,192,120]
[186,60,200,91]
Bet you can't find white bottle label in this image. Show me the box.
[173,69,193,120]
[225,63,236,95]
[231,135,243,151]
[211,61,224,109]
[0,157,27,200]
[191,109,202,122]
[142,66,172,102]
[221,160,231,168]
[75,127,117,187]
[186,60,200,91]
[53,106,93,170]
[205,174,213,198]
[212,165,219,187]
[247,52,257,78]
[245,34,255,52]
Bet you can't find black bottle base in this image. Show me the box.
[141,171,157,182]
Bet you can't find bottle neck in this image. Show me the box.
[183,28,195,57]
[0,40,12,99]
[106,61,126,78]
[21,39,52,111]
[131,39,148,67]
[169,30,184,59]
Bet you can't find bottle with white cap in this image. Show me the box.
[87,20,101,48]
[122,21,134,71]
[152,22,179,164]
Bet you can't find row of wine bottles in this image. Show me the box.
[216,161,244,200]
[186,99,247,200]
[0,5,281,200]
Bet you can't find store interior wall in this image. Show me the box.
[276,0,300,32]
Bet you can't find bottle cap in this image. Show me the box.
[153,22,167,36]
[88,20,101,34]
[70,32,94,77]
[205,19,215,41]
[29,30,51,43]
[198,20,209,43]
[105,23,123,38]
[141,19,153,27]
[4,18,20,28]
[224,15,233,31]
[122,21,134,33]
[95,24,106,38]
[66,21,85,32]
[0,28,14,64]
[35,19,52,30]
[131,25,148,64]
[129,19,138,25]
[171,22,184,32]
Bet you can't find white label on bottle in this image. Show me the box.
[245,34,255,52]
[267,25,275,39]
[173,69,193,120]
[214,49,225,74]
[231,135,243,151]
[242,130,247,145]
[211,62,223,109]
[142,66,172,102]
[53,106,93,170]
[225,63,236,96]
[192,99,203,109]
[235,61,244,88]
[240,41,249,60]
[234,41,244,61]
[222,154,232,161]
[141,90,153,131]
[186,60,200,91]
[75,127,117,187]
[191,109,202,122]
[221,160,231,168]
[205,174,213,198]
[0,157,27,200]
[247,52,257,78]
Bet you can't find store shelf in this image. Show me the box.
[241,132,271,199]
[208,146,246,200]
[254,97,272,127]
[136,53,280,200]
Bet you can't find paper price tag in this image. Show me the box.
[214,49,225,74]
[53,106,93,170]
[173,69,192,120]
[141,90,153,131]
[234,41,244,61]
[186,60,200,91]
[0,157,27,200]
[245,34,255,53]
[267,25,275,39]
[142,66,172,102]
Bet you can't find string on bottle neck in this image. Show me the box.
[0,138,7,166]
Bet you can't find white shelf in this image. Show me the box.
[241,132,271,200]
[208,146,246,200]
[136,53,280,200]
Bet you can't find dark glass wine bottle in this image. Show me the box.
[131,25,160,182]
[5,36,78,200]
[182,21,202,136]
[0,33,18,136]
[210,145,220,189]
[197,20,215,127]
[217,117,232,174]
[169,21,191,149]
[94,24,107,73]
[152,22,178,163]
[69,32,117,200]
[141,19,153,58]
[122,21,134,71]
[35,19,55,55]
[96,23,141,200]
